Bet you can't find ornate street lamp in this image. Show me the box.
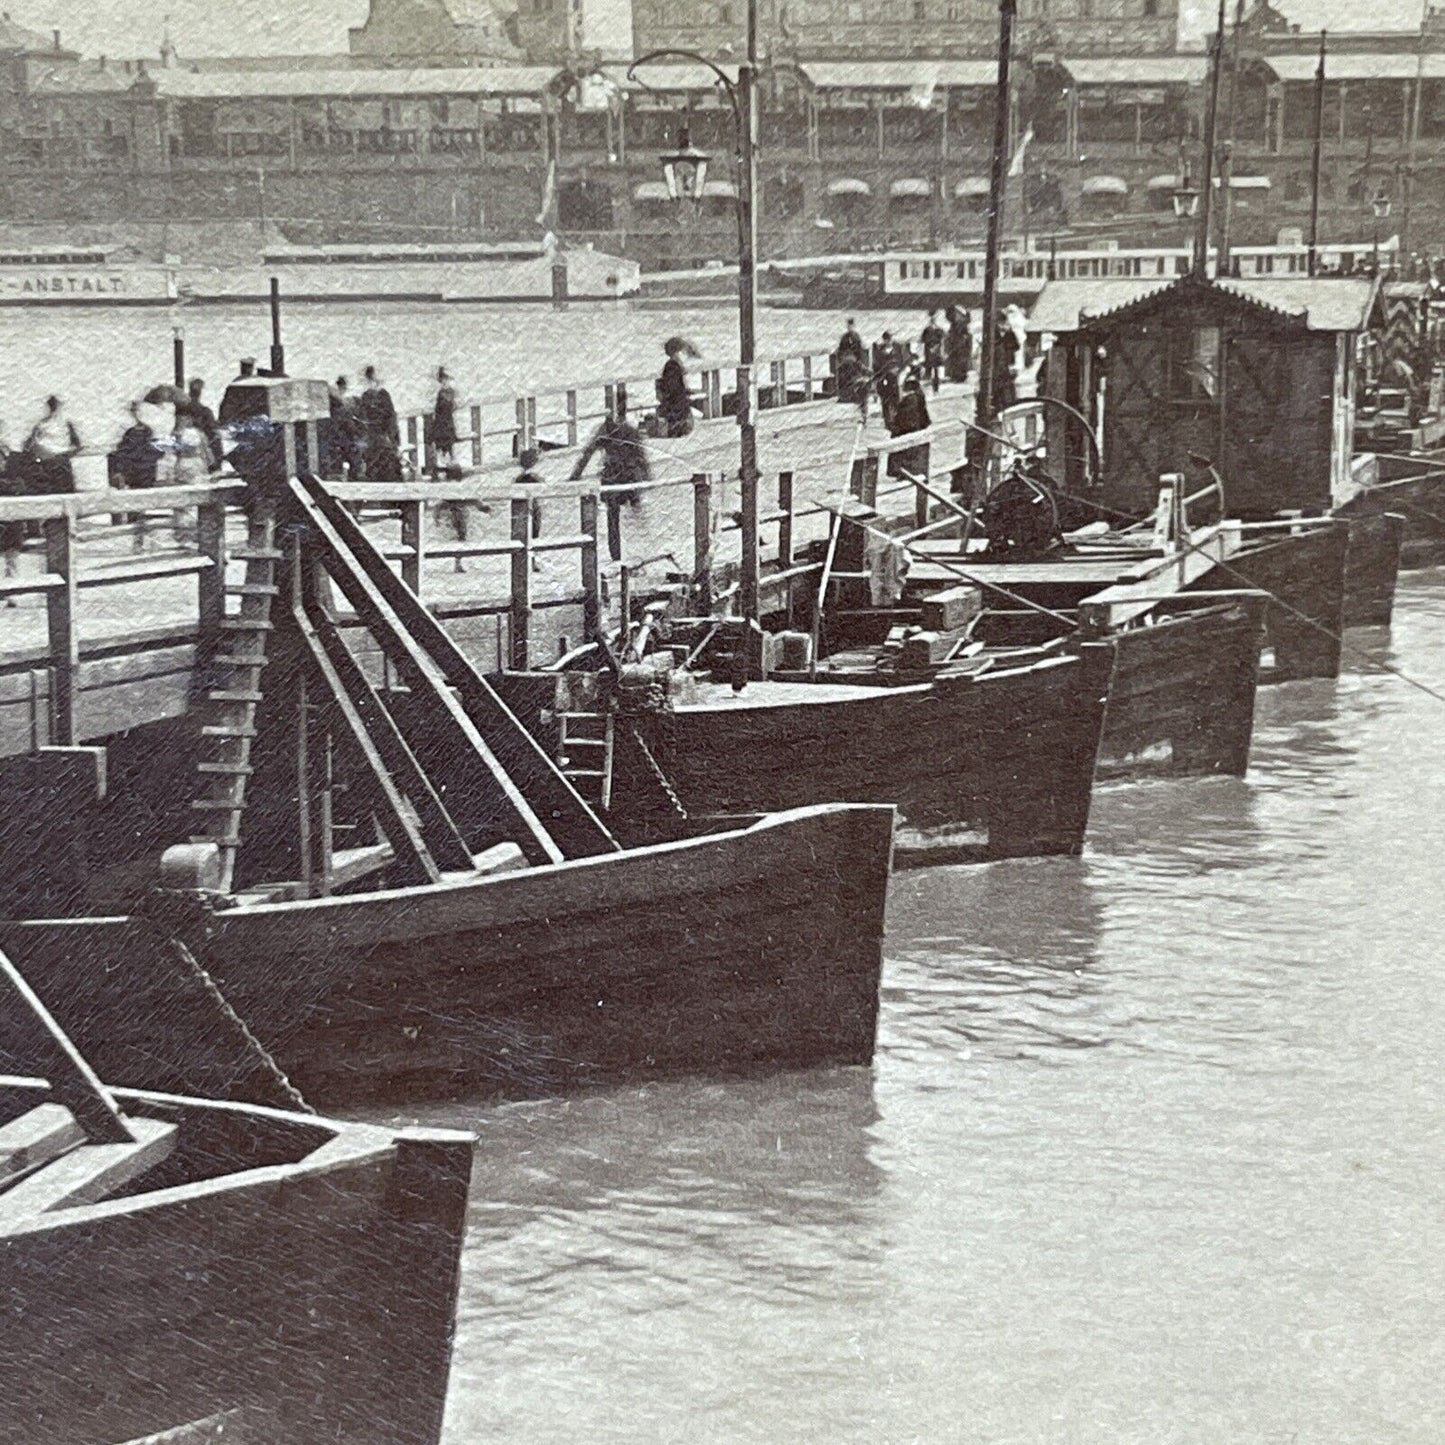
[630,33,763,672]
[1172,168,1201,220]
[661,122,711,203]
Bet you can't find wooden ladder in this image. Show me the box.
[556,709,614,811]
[187,505,282,892]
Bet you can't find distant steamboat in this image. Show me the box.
[0,239,641,307]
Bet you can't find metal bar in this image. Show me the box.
[975,0,1017,433]
[1308,31,1327,276]
[1194,0,1226,280]
[42,515,76,747]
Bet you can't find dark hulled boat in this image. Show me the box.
[1024,271,1402,635]
[0,946,473,1445]
[0,388,893,1109]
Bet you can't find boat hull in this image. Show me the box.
[1095,601,1263,777]
[0,1083,471,1445]
[0,803,892,1108]
[603,651,1111,864]
[1194,523,1351,682]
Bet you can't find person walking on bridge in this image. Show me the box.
[359,365,402,483]
[835,317,869,419]
[920,311,945,394]
[570,401,650,564]
[656,337,698,438]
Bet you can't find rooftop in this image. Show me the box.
[1027,274,1382,333]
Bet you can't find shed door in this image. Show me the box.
[1221,331,1332,517]
[1100,321,1222,519]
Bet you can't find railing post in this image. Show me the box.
[469,404,483,468]
[400,498,426,593]
[407,415,422,479]
[802,354,815,400]
[526,395,538,446]
[769,359,784,408]
[566,388,580,446]
[850,453,879,507]
[692,472,713,616]
[43,511,77,747]
[778,470,794,568]
[509,497,532,670]
[914,441,932,530]
[603,382,618,421]
[514,397,529,458]
[195,490,227,658]
[579,492,601,643]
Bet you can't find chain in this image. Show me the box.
[164,933,316,1115]
[626,720,689,819]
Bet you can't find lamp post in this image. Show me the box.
[631,21,762,673]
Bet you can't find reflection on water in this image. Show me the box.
[392,578,1445,1442]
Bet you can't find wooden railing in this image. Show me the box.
[391,346,840,476]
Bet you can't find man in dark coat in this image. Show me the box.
[359,365,402,482]
[656,339,695,437]
[835,318,869,418]
[920,311,946,393]
[946,307,973,384]
[872,330,906,429]
[326,376,362,480]
[570,406,651,563]
[887,369,932,483]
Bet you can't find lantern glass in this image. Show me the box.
[660,122,711,204]
[1372,190,1392,220]
[1172,187,1200,220]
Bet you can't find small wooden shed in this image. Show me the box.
[1027,272,1383,522]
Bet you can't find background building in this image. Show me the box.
[0,0,1443,267]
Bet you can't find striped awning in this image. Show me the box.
[633,180,671,201]
[890,177,933,198]
[826,177,872,196]
[1081,175,1129,197]
[702,178,738,199]
[1216,174,1271,191]
[1147,172,1181,190]
[955,176,990,197]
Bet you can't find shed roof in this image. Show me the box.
[1026,274,1381,333]
[1263,52,1445,83]
[152,65,561,100]
[1053,56,1209,86]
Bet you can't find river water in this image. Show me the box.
[411,573,1444,1444]
[4,299,1442,1440]
[0,298,933,453]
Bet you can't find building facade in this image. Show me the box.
[1,4,1445,269]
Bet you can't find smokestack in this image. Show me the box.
[52,28,60,50]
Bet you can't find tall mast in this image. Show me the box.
[1402,0,1429,261]
[1192,0,1226,280]
[975,0,1017,431]
[1307,30,1327,277]
[1216,0,1247,272]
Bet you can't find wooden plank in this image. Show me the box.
[2,1115,176,1214]
[43,515,77,747]
[0,946,133,1145]
[0,1103,84,1184]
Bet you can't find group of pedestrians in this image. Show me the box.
[835,308,974,426]
[325,367,405,483]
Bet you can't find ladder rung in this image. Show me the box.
[226,583,279,597]
[191,798,244,811]
[558,711,605,720]
[564,768,607,779]
[201,724,257,738]
[233,547,283,561]
[561,736,606,747]
[189,833,239,847]
[213,653,270,668]
[221,618,273,632]
[197,762,253,775]
[209,689,263,703]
